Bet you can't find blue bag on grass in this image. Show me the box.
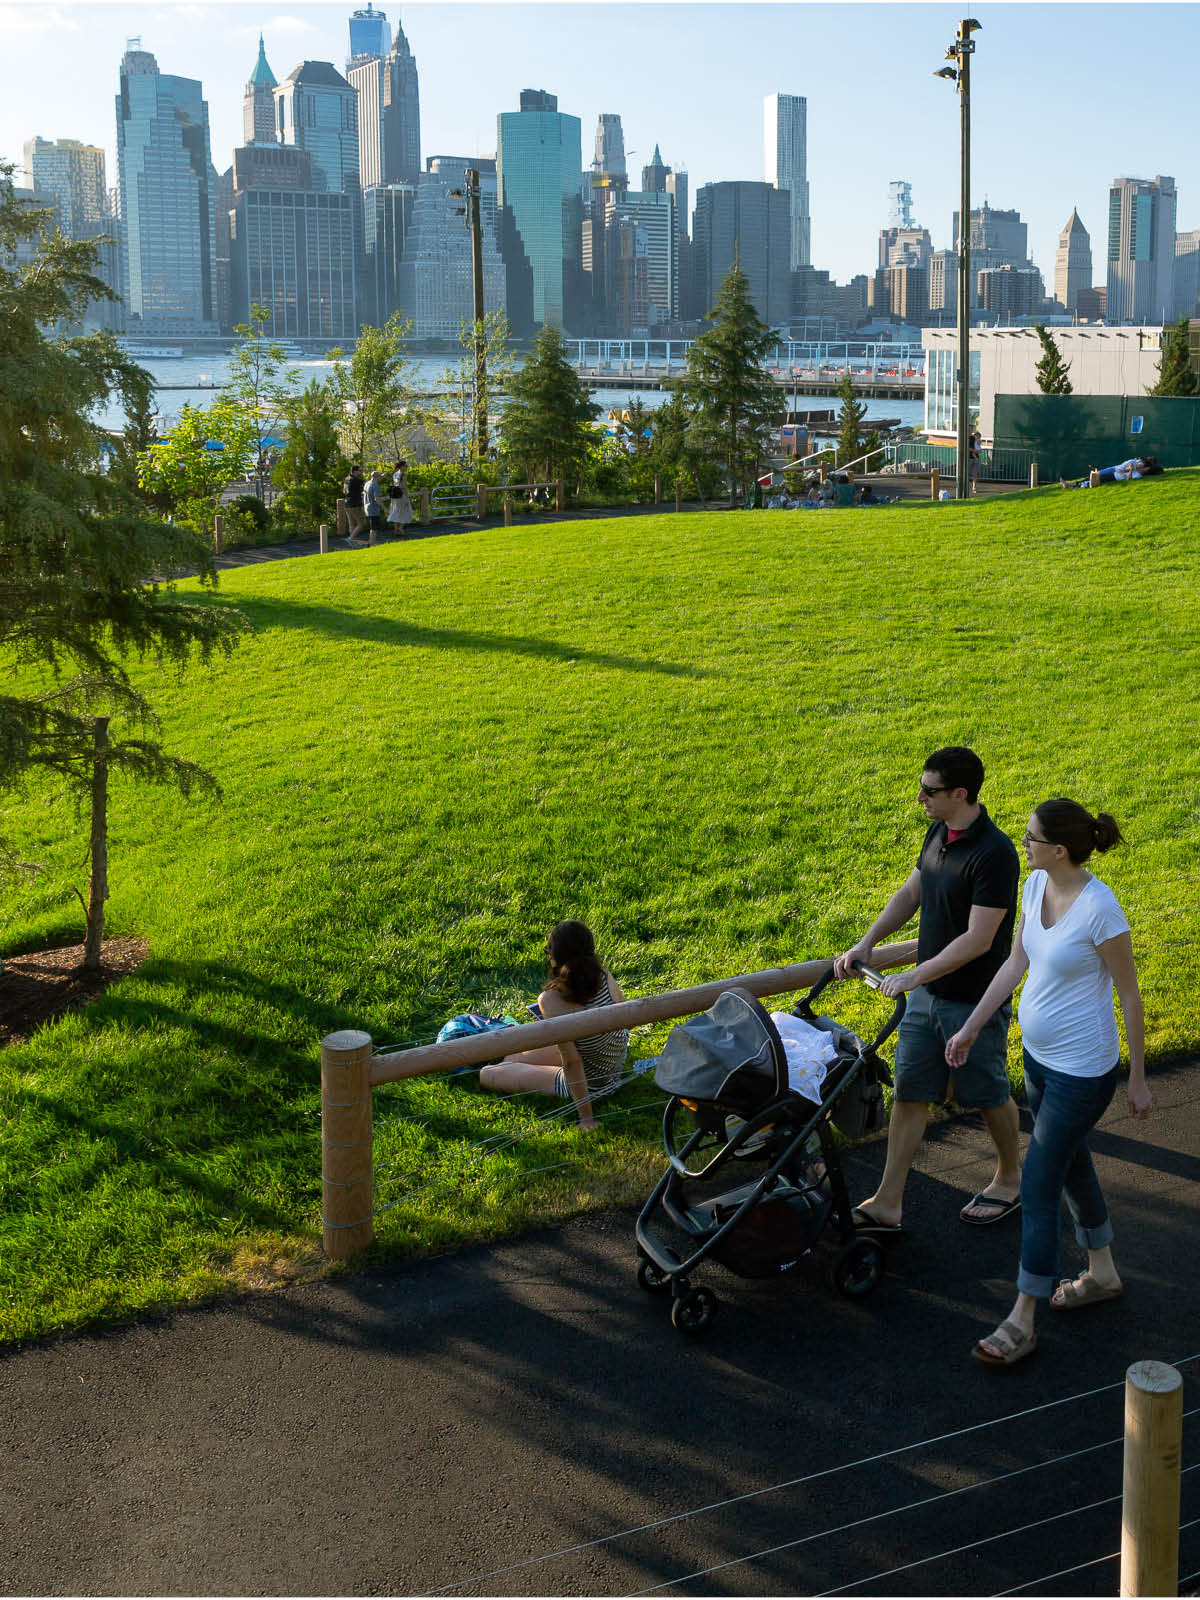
[436,1012,519,1074]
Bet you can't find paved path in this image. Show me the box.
[5,1064,1198,1597]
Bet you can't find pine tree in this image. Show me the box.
[681,257,781,504]
[1149,317,1198,396]
[0,168,244,961]
[498,324,599,489]
[1034,324,1074,394]
[834,372,870,468]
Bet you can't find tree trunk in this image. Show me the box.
[83,716,110,973]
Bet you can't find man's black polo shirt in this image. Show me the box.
[916,804,1019,1004]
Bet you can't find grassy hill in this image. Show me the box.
[2,476,1198,1342]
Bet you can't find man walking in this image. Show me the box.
[834,746,1021,1230]
[343,463,367,543]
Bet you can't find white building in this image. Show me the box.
[923,324,1166,439]
[763,92,810,269]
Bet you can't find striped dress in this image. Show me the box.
[553,974,629,1098]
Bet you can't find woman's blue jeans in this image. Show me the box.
[1017,1049,1118,1299]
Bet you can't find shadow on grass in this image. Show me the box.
[230,594,711,679]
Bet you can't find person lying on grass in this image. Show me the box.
[478,921,629,1131]
[1059,457,1162,489]
[944,799,1152,1369]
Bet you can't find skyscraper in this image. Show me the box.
[692,180,790,327]
[593,115,627,188]
[1106,175,1177,324]
[641,143,669,194]
[23,137,106,238]
[497,90,583,334]
[603,188,676,326]
[397,173,505,341]
[362,181,416,324]
[1053,209,1091,315]
[243,35,278,144]
[1174,230,1200,321]
[347,3,391,68]
[763,92,810,269]
[951,203,1031,308]
[275,61,359,194]
[888,180,914,230]
[115,41,217,332]
[349,19,420,189]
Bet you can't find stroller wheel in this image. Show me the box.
[671,1286,719,1335]
[831,1236,885,1299]
[637,1258,671,1296]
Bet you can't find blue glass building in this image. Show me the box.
[496,90,583,336]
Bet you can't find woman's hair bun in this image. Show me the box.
[1092,812,1125,854]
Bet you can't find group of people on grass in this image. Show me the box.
[342,461,413,544]
[481,745,1148,1369]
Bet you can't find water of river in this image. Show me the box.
[98,352,926,438]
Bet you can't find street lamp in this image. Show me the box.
[450,171,488,461]
[935,18,981,501]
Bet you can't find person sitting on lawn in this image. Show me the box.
[479,921,629,1130]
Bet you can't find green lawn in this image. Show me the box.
[3,475,1198,1342]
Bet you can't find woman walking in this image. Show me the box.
[387,458,413,534]
[478,921,628,1131]
[945,799,1151,1367]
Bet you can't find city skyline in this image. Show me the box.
[3,3,1199,296]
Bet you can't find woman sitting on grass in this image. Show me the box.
[478,921,629,1131]
[945,799,1151,1368]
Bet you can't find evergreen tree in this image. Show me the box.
[1149,317,1198,396]
[681,257,781,503]
[273,380,350,531]
[498,324,599,489]
[0,168,244,960]
[1034,323,1074,394]
[834,372,870,468]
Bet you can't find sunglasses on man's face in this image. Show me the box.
[919,782,950,798]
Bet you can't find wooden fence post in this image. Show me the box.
[319,523,329,554]
[1120,1360,1182,1597]
[930,467,941,501]
[213,513,223,555]
[336,497,348,536]
[419,488,430,524]
[320,1029,374,1260]
[675,481,682,513]
[1029,462,1039,489]
[555,478,565,511]
[476,484,487,520]
[654,473,662,504]
[503,495,512,527]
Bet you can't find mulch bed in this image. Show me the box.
[0,938,150,1047]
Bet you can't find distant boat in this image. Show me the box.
[235,339,307,359]
[120,342,184,359]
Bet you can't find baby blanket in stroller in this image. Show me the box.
[768,1013,838,1099]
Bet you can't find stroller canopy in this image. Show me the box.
[654,988,787,1109]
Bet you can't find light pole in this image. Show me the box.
[451,169,488,462]
[936,18,980,500]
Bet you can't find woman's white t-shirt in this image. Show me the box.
[1017,869,1130,1076]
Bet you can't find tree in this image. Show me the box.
[648,387,721,505]
[327,312,420,465]
[137,397,260,532]
[680,256,781,504]
[1149,317,1198,396]
[1034,323,1074,394]
[273,380,350,532]
[0,168,245,966]
[834,371,870,468]
[498,324,599,489]
[224,303,302,500]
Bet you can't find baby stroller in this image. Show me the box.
[634,963,905,1334]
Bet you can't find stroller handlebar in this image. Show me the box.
[852,960,887,989]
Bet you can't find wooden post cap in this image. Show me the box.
[1126,1360,1182,1395]
[322,1029,373,1053]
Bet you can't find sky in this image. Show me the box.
[2,0,1197,288]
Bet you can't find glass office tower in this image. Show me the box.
[347,3,391,67]
[115,42,217,331]
[349,19,420,189]
[274,61,359,195]
[23,137,106,238]
[763,92,810,269]
[496,91,583,334]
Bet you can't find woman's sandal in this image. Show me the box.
[973,1319,1038,1366]
[1051,1274,1123,1311]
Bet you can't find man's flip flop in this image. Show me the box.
[1051,1275,1123,1311]
[960,1192,1022,1226]
[973,1319,1038,1367]
[852,1205,902,1234]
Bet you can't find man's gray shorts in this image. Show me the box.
[893,985,1012,1108]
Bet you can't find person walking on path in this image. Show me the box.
[945,800,1150,1367]
[343,463,367,543]
[833,746,1022,1232]
[387,459,413,534]
[363,470,384,543]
